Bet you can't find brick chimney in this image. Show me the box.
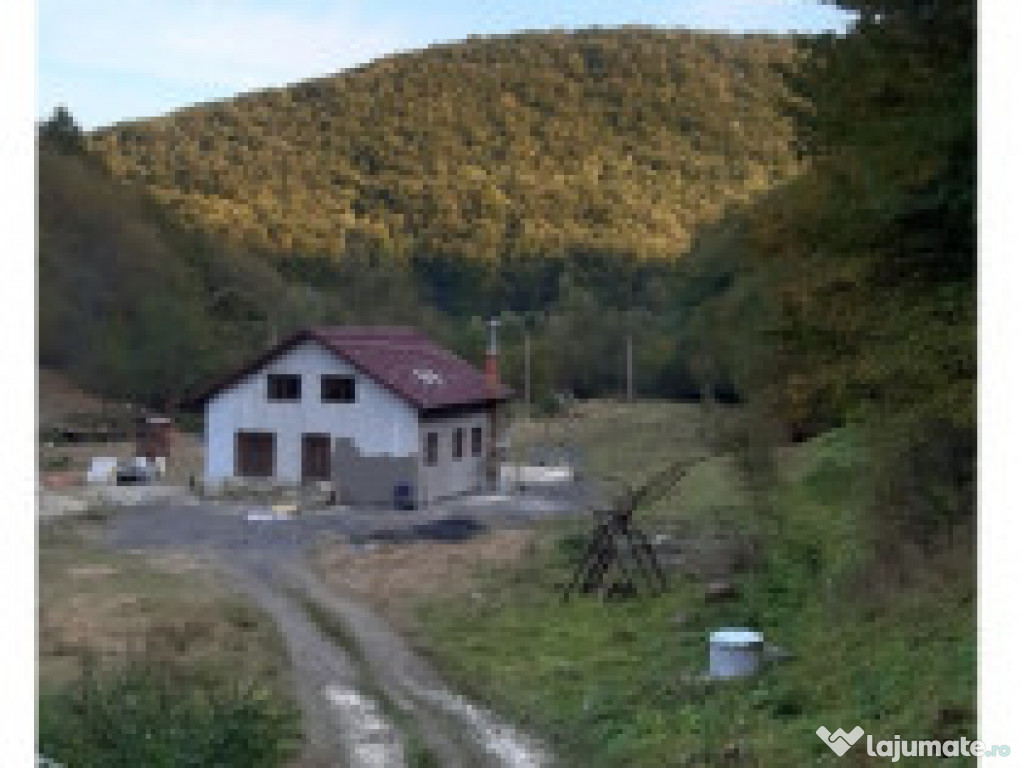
[485,318,501,392]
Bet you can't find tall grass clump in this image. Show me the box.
[38,656,301,768]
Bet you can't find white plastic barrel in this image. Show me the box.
[708,628,764,679]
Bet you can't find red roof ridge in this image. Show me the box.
[187,325,510,412]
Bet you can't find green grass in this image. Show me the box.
[38,658,301,768]
[507,401,727,486]
[414,405,976,766]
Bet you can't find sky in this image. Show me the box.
[38,0,855,129]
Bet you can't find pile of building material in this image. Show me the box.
[245,504,300,522]
[86,456,166,485]
[499,464,574,490]
[199,478,336,509]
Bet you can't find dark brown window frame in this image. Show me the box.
[301,433,332,481]
[452,427,465,460]
[321,374,356,403]
[424,431,439,466]
[471,426,483,457]
[267,373,301,401]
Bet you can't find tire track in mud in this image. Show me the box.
[281,561,553,768]
[228,555,552,768]
[224,558,404,768]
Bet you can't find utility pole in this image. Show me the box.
[524,332,532,417]
[626,332,634,402]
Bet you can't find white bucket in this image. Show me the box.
[709,628,764,679]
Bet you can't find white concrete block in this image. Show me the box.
[86,457,118,484]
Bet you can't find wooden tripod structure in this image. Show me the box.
[562,458,700,601]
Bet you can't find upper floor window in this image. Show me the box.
[471,426,483,457]
[267,374,301,401]
[321,375,356,403]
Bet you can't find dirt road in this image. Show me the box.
[107,504,556,767]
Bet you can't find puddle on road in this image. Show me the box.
[324,684,405,768]
[424,690,552,768]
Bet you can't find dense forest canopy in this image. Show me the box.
[37,133,445,407]
[88,29,801,261]
[677,0,976,535]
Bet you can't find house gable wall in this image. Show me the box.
[204,340,419,483]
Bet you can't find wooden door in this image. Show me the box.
[235,431,275,478]
[302,433,332,481]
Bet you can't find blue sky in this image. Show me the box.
[38,0,854,129]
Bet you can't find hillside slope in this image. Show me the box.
[38,137,445,406]
[39,144,300,405]
[89,28,800,260]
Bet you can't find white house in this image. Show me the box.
[192,327,509,507]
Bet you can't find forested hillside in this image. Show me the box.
[38,114,443,406]
[88,29,799,261]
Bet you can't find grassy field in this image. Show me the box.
[411,402,976,766]
[38,515,301,766]
[505,400,735,487]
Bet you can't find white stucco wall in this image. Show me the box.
[204,341,420,482]
[418,412,489,502]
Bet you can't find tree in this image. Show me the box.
[756,0,977,533]
[39,106,85,155]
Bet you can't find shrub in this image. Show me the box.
[38,659,300,768]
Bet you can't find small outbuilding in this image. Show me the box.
[191,326,509,507]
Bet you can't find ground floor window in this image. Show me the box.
[424,431,439,466]
[235,431,275,477]
[453,427,465,460]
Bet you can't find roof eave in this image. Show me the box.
[181,327,513,413]
[419,392,513,418]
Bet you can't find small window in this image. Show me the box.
[453,427,464,460]
[424,432,439,466]
[471,426,483,457]
[267,374,301,401]
[321,375,356,403]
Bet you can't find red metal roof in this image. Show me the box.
[190,326,510,413]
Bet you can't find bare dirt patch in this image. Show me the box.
[66,563,119,579]
[38,368,106,423]
[39,519,289,692]
[145,551,207,574]
[314,529,537,617]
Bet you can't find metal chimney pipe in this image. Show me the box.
[485,318,501,391]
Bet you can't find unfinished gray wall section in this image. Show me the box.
[332,438,418,506]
